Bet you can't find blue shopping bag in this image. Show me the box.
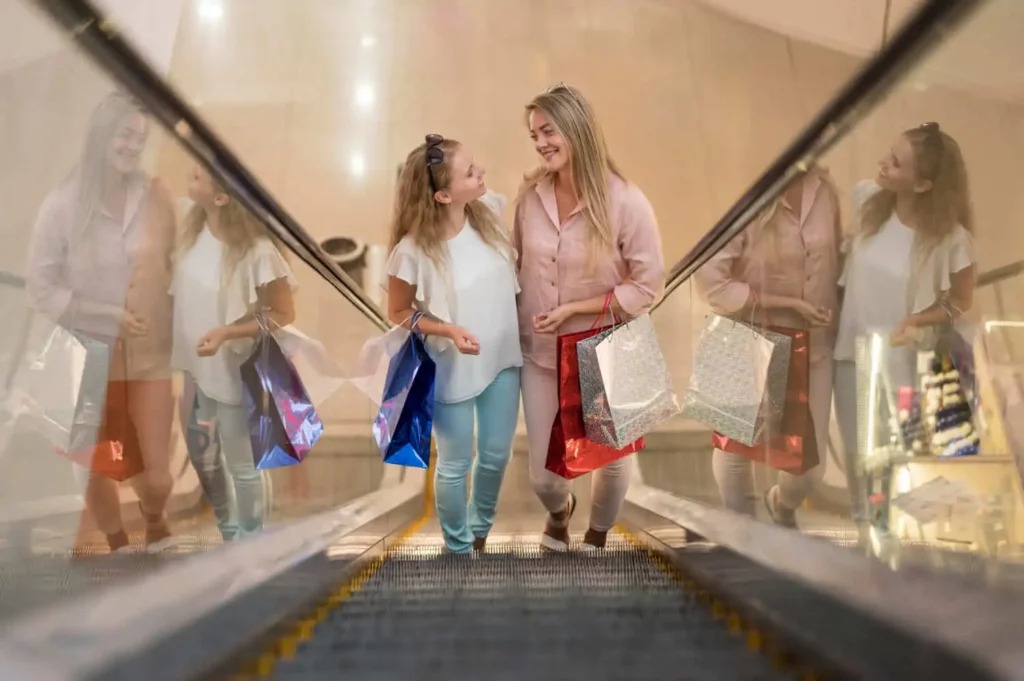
[240,315,324,470]
[373,314,435,468]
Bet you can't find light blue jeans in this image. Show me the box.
[433,367,521,553]
[189,384,266,540]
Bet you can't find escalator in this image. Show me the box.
[267,535,786,681]
[4,1,1024,681]
[209,482,815,681]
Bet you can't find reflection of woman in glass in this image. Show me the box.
[695,167,841,528]
[28,92,177,554]
[834,123,975,522]
[172,165,296,540]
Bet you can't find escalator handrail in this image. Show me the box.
[28,0,389,332]
[654,0,985,309]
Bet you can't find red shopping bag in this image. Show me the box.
[57,340,144,482]
[546,325,645,480]
[711,325,818,474]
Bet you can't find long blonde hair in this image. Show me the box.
[389,137,510,267]
[859,123,973,253]
[522,84,623,263]
[179,172,284,283]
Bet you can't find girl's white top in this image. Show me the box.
[386,191,522,404]
[172,218,297,405]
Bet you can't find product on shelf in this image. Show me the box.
[920,351,980,458]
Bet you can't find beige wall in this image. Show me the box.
[154,0,875,261]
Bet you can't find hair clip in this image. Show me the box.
[919,121,941,133]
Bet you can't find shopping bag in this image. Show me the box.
[240,316,324,470]
[682,313,791,446]
[373,313,435,469]
[578,314,680,448]
[274,325,346,408]
[349,323,417,407]
[57,336,144,482]
[711,325,819,474]
[546,325,645,480]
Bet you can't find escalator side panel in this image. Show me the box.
[620,504,1001,681]
[91,497,422,681]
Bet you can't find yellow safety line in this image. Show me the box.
[614,524,824,681]
[236,447,437,680]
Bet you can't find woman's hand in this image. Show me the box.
[120,309,149,337]
[533,304,577,334]
[790,300,832,327]
[444,325,480,355]
[197,327,231,357]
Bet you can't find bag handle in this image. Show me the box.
[589,291,621,330]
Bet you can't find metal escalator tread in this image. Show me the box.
[270,536,794,681]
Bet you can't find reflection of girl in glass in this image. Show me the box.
[834,123,975,521]
[695,166,842,528]
[28,91,177,554]
[171,165,296,541]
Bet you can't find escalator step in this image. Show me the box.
[268,539,794,680]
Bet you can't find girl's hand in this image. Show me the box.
[791,300,832,327]
[533,304,576,334]
[445,325,480,355]
[890,316,918,347]
[197,327,231,357]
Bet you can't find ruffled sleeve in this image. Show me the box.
[225,239,297,326]
[940,226,976,290]
[385,237,430,307]
[382,238,454,355]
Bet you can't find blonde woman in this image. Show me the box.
[694,168,842,528]
[514,84,665,551]
[834,122,975,522]
[171,165,296,540]
[28,92,177,555]
[386,136,521,554]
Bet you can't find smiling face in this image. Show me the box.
[528,109,570,174]
[877,134,932,195]
[106,113,148,176]
[434,145,487,205]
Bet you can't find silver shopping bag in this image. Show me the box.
[577,315,680,448]
[681,314,790,446]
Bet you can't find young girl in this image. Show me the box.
[834,122,975,523]
[171,165,296,541]
[386,135,522,554]
[694,167,842,528]
[515,84,665,551]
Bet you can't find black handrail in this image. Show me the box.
[28,0,389,332]
[655,0,984,309]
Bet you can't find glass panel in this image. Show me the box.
[820,0,1024,578]
[0,0,389,622]
[653,0,1024,586]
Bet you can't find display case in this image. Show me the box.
[849,326,1024,562]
